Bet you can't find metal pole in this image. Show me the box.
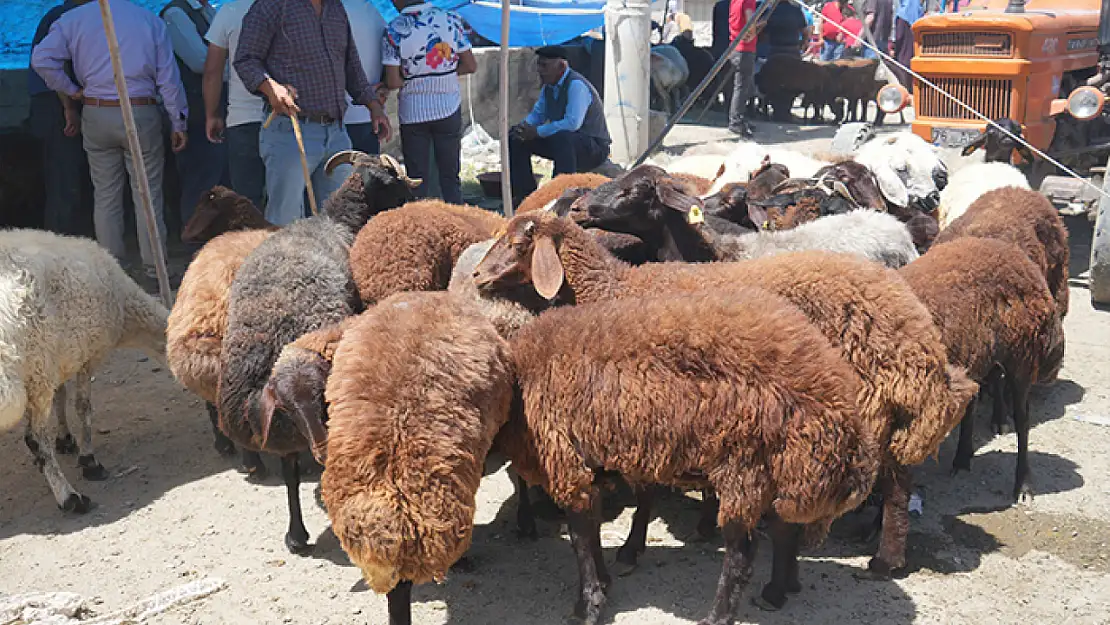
[499,0,514,217]
[1091,153,1110,305]
[97,0,172,308]
[633,0,780,167]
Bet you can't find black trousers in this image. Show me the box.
[508,130,609,201]
[399,107,463,204]
[29,92,89,235]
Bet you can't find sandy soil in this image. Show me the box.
[3,120,1110,625]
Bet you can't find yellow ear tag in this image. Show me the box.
[687,204,704,224]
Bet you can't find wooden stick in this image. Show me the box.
[499,0,513,217]
[262,110,318,217]
[97,0,172,308]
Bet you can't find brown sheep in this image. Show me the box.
[322,292,513,625]
[181,185,276,243]
[933,186,1070,318]
[515,172,611,214]
[899,237,1065,502]
[669,171,713,196]
[473,212,977,584]
[504,289,879,625]
[167,228,270,478]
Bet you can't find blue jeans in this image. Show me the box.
[176,118,230,231]
[821,40,845,61]
[259,116,352,226]
[346,122,382,155]
[225,122,266,210]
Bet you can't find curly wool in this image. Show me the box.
[517,173,612,214]
[322,292,513,593]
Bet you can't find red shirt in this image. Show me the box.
[729,0,758,52]
[820,2,843,40]
[842,16,863,46]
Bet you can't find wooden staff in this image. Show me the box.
[499,0,514,217]
[263,110,319,217]
[97,0,172,308]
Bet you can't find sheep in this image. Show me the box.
[321,291,513,625]
[582,165,917,267]
[934,185,1070,318]
[650,44,690,115]
[960,118,1034,165]
[502,289,879,625]
[754,53,831,122]
[853,131,949,216]
[473,212,978,582]
[0,229,168,513]
[936,161,1031,230]
[829,59,883,123]
[217,151,419,554]
[181,185,277,244]
[516,172,611,214]
[709,142,832,194]
[899,237,1064,502]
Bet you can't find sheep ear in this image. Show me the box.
[871,164,910,209]
[657,182,705,224]
[1015,144,1035,164]
[180,208,220,243]
[713,162,727,182]
[257,383,280,450]
[747,203,770,230]
[531,236,564,300]
[960,132,987,156]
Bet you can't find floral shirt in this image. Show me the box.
[382,3,471,125]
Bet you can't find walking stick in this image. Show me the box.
[263,110,319,217]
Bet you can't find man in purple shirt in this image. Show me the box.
[234,0,392,225]
[31,0,188,286]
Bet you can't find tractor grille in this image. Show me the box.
[920,32,1013,57]
[915,77,1013,120]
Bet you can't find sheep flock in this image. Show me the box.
[0,130,1086,625]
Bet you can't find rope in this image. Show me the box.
[792,0,1110,203]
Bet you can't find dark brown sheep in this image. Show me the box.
[933,185,1070,317]
[900,237,1065,501]
[473,212,977,584]
[505,289,879,625]
[181,186,277,243]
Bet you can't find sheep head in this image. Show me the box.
[579,165,705,235]
[322,150,421,230]
[473,212,569,302]
[182,186,275,243]
[961,118,1034,165]
[813,161,886,212]
[855,132,948,215]
[259,344,332,464]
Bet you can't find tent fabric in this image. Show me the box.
[368,0,605,47]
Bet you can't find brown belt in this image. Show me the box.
[82,96,158,107]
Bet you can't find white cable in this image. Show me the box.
[789,0,1110,203]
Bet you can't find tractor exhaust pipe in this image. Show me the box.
[1004,0,1025,13]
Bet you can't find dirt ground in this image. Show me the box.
[3,117,1110,625]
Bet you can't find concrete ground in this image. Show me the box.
[2,114,1109,625]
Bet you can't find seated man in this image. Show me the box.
[508,45,611,207]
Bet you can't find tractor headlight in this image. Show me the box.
[1067,86,1105,121]
[878,84,910,114]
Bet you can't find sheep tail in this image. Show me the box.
[329,492,406,594]
[889,364,979,466]
[0,266,32,431]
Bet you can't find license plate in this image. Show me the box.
[931,127,981,148]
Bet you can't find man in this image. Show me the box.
[863,0,894,58]
[161,0,229,236]
[26,0,91,237]
[508,46,611,207]
[32,0,187,287]
[728,0,757,138]
[203,0,266,209]
[341,0,388,155]
[759,0,809,57]
[820,0,849,61]
[234,0,391,226]
[712,0,731,58]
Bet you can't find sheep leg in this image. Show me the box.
[281,453,312,554]
[206,402,237,456]
[859,463,912,580]
[71,366,109,481]
[950,399,978,475]
[53,383,77,454]
[25,389,92,513]
[567,508,607,625]
[615,486,653,575]
[386,580,413,625]
[1011,376,1034,503]
[754,515,802,611]
[697,522,755,625]
[990,369,1013,434]
[696,488,720,540]
[240,449,268,482]
[512,472,539,540]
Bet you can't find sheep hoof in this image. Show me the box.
[854,559,894,582]
[60,493,93,514]
[752,592,785,612]
[612,560,637,578]
[284,532,313,555]
[239,458,268,483]
[79,458,110,481]
[55,434,78,455]
[949,458,971,476]
[1014,483,1034,504]
[993,422,1013,435]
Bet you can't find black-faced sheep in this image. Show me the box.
[321,291,513,625]
[899,237,1064,501]
[0,230,168,513]
[503,289,879,625]
[960,118,1034,165]
[217,152,418,554]
[473,212,978,584]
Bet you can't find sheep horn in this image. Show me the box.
[378,152,402,173]
[377,153,422,187]
[831,180,859,206]
[324,150,368,176]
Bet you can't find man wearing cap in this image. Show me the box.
[508,45,610,207]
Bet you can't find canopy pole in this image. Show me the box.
[499,0,514,217]
[96,0,173,308]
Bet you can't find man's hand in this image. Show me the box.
[206,116,226,143]
[263,80,299,117]
[370,103,392,143]
[62,106,81,137]
[516,123,538,141]
[374,82,389,105]
[171,131,188,153]
[70,89,84,102]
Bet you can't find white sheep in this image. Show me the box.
[650,44,690,115]
[854,131,949,213]
[0,229,168,513]
[708,142,832,194]
[937,161,1031,230]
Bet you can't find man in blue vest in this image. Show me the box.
[161,0,229,239]
[508,45,611,208]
